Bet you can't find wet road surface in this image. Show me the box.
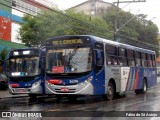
[1,82,160,120]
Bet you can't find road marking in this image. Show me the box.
[48,109,61,111]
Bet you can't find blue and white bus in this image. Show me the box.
[45,35,157,101]
[7,47,45,99]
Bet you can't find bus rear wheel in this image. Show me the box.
[135,79,147,94]
[103,81,114,101]
[141,79,147,94]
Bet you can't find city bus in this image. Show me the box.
[7,47,46,99]
[45,35,157,101]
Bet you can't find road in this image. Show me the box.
[0,78,160,120]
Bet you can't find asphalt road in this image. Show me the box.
[0,78,160,120]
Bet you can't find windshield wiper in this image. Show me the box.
[69,45,82,60]
[64,45,82,67]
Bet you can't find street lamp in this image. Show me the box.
[114,0,120,41]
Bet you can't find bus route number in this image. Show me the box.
[69,80,78,84]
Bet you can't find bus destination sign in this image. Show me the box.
[53,39,83,45]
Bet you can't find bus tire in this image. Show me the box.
[141,79,147,94]
[135,79,147,94]
[102,81,114,101]
[135,89,141,94]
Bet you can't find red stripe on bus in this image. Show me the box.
[134,68,138,90]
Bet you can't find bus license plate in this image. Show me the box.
[18,89,25,92]
[60,88,69,92]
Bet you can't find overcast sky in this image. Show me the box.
[50,0,160,32]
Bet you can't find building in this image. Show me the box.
[0,0,57,53]
[69,0,114,17]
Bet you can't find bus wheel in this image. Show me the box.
[135,79,147,94]
[103,81,114,101]
[135,89,141,94]
[141,79,147,94]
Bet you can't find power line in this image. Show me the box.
[1,0,159,50]
[2,0,113,36]
[2,0,114,36]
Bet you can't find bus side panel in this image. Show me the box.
[145,68,157,88]
[120,67,130,92]
[92,68,105,95]
[125,67,147,91]
[126,67,157,91]
[105,67,121,93]
[126,67,136,91]
[134,68,144,90]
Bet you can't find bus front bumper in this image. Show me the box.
[45,81,94,95]
[8,81,43,94]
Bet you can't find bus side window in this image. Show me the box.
[105,44,117,66]
[118,47,127,66]
[127,49,135,67]
[141,52,147,67]
[135,51,142,67]
[152,54,156,67]
[147,54,152,67]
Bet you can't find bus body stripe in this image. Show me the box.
[130,68,136,90]
[126,68,131,91]
[134,68,139,90]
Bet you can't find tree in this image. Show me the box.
[0,48,9,62]
[0,48,9,73]
[101,6,159,55]
[65,10,112,38]
[18,8,159,55]
[18,10,111,46]
[17,15,46,47]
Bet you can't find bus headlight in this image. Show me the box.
[79,76,93,86]
[32,80,41,88]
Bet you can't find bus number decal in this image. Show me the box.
[69,80,78,84]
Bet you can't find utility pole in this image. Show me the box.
[113,0,146,41]
[114,0,119,41]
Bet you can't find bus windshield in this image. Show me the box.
[10,57,40,77]
[46,47,92,74]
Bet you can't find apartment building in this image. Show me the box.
[0,0,57,52]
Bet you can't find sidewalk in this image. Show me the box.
[0,89,28,99]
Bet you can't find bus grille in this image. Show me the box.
[55,88,76,93]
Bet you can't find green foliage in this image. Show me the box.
[18,10,110,46]
[65,10,112,38]
[0,48,9,61]
[18,15,46,46]
[101,6,159,55]
[18,8,159,55]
